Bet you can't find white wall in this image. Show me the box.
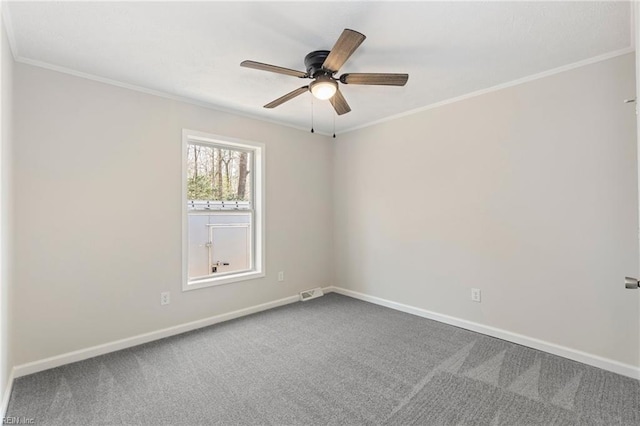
[635,0,640,372]
[12,63,334,365]
[0,10,14,409]
[334,53,640,367]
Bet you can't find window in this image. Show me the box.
[182,130,264,290]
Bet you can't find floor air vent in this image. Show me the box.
[300,287,324,302]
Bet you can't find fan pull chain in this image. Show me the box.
[310,97,315,133]
[333,111,336,138]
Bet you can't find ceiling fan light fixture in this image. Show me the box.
[310,76,337,100]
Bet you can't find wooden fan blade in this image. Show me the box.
[329,88,351,115]
[340,73,409,86]
[322,29,366,73]
[264,86,309,108]
[241,60,308,78]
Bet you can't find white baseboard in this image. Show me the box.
[1,368,14,419]
[13,293,300,378]
[326,286,640,380]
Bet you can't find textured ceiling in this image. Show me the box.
[4,1,633,134]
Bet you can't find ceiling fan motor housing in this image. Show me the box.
[304,50,332,77]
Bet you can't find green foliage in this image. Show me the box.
[187,175,244,201]
[187,175,213,200]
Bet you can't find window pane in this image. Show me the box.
[188,213,252,280]
[187,144,252,203]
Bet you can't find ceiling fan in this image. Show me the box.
[240,29,409,116]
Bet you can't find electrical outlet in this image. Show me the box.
[278,271,284,282]
[160,291,170,306]
[471,288,481,303]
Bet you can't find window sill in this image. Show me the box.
[183,270,265,291]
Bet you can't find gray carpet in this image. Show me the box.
[6,293,640,425]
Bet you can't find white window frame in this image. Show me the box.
[182,129,265,291]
